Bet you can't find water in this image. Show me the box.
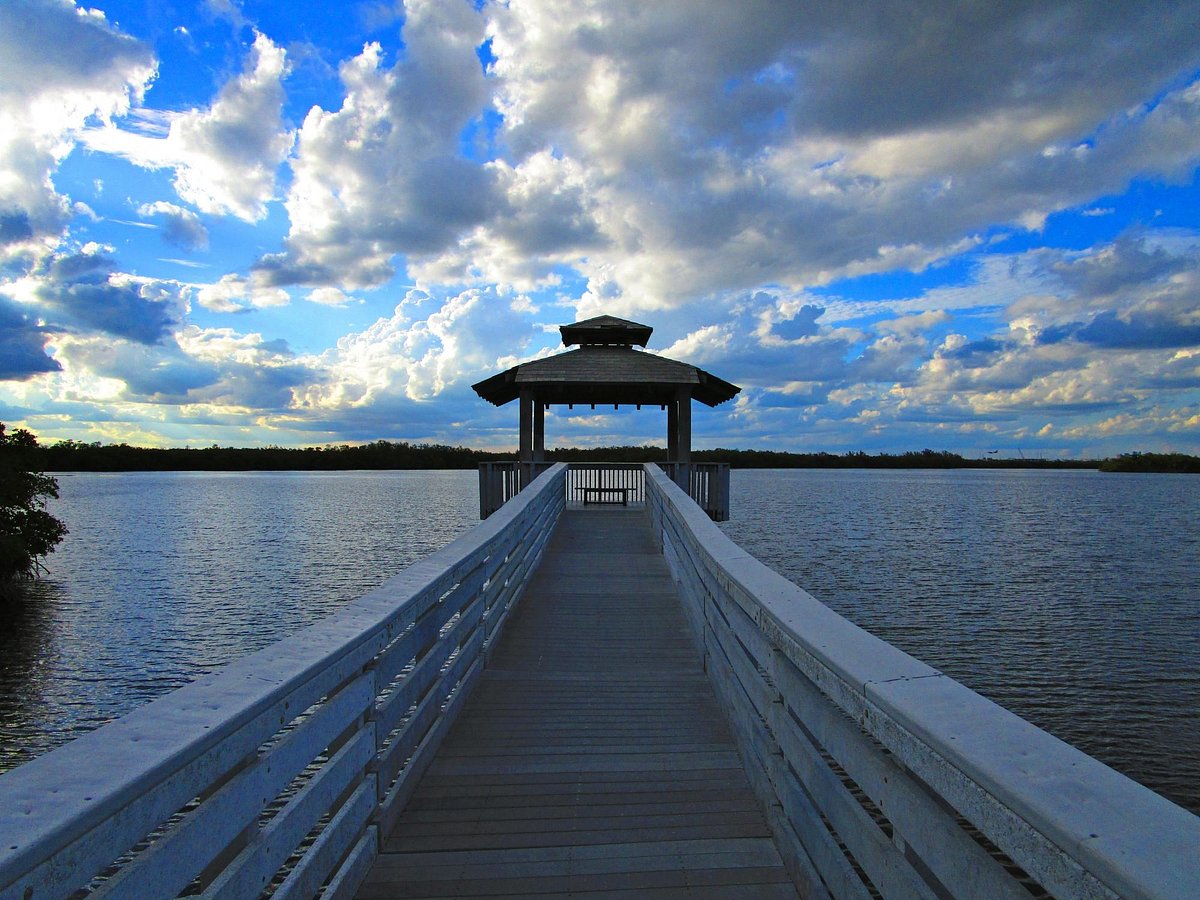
[721,468,1200,815]
[1,468,1197,817]
[0,470,477,771]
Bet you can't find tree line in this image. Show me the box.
[1098,452,1200,473]
[29,440,1111,471]
[5,425,1198,591]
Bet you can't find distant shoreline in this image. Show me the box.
[29,441,1199,473]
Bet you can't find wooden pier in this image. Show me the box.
[358,509,795,898]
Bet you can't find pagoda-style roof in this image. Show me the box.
[472,316,740,408]
[560,315,652,347]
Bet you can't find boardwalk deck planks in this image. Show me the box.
[357,509,796,898]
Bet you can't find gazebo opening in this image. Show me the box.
[472,315,739,519]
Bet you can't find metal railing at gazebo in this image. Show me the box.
[478,460,729,521]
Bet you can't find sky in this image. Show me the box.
[2,1,1200,457]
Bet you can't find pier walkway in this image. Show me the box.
[358,509,796,898]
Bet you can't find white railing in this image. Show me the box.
[0,464,568,900]
[477,461,555,518]
[657,461,730,521]
[644,464,1200,900]
[479,460,730,520]
[565,462,645,507]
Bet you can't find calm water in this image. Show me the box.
[0,471,477,771]
[722,468,1200,815]
[1,468,1197,816]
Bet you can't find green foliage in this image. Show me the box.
[1098,452,1200,473]
[34,439,512,472]
[0,424,67,586]
[29,438,1103,472]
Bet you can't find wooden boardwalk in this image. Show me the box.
[357,509,797,898]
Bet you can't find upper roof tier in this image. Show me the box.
[472,316,740,408]
[559,315,652,347]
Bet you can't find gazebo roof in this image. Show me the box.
[472,316,740,408]
[560,315,652,347]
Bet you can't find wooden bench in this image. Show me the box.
[580,486,630,506]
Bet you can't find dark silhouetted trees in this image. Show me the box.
[1,424,67,588]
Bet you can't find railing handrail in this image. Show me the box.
[643,464,1200,899]
[0,463,569,899]
[480,460,730,520]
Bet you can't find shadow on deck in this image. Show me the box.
[357,509,797,898]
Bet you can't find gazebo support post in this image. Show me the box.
[667,402,679,461]
[672,386,692,491]
[519,389,534,487]
[675,386,692,463]
[533,402,545,463]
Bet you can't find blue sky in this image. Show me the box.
[2,0,1200,457]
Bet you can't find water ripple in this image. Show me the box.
[722,468,1200,815]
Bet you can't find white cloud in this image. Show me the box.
[137,201,209,250]
[295,285,536,411]
[0,0,154,256]
[85,32,292,221]
[306,286,356,307]
[273,0,491,288]
[195,273,290,312]
[475,2,1200,314]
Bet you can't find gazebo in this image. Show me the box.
[472,315,740,463]
[472,315,740,518]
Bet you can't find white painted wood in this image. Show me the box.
[272,777,377,900]
[200,726,376,898]
[89,674,374,899]
[0,463,569,900]
[771,652,1030,900]
[322,826,379,900]
[644,463,1200,900]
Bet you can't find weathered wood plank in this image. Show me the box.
[356,509,797,899]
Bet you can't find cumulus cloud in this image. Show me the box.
[0,0,154,256]
[138,201,209,250]
[85,32,292,221]
[194,273,290,312]
[0,294,59,380]
[306,287,355,306]
[29,249,184,343]
[49,325,314,411]
[296,285,536,409]
[5,0,1200,455]
[422,0,1200,314]
[275,0,492,287]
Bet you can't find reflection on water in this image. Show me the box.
[2,467,1197,820]
[0,470,477,771]
[722,468,1200,815]
[0,580,62,769]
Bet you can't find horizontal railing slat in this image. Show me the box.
[90,672,375,899]
[376,652,485,837]
[0,463,569,900]
[375,604,485,765]
[771,653,1032,900]
[644,463,1200,900]
[201,724,377,899]
[273,776,377,900]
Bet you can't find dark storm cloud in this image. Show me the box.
[34,252,180,344]
[0,211,33,245]
[0,295,59,380]
[771,305,824,341]
[1052,235,1194,299]
[1041,312,1200,351]
[780,3,1200,138]
[251,253,336,288]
